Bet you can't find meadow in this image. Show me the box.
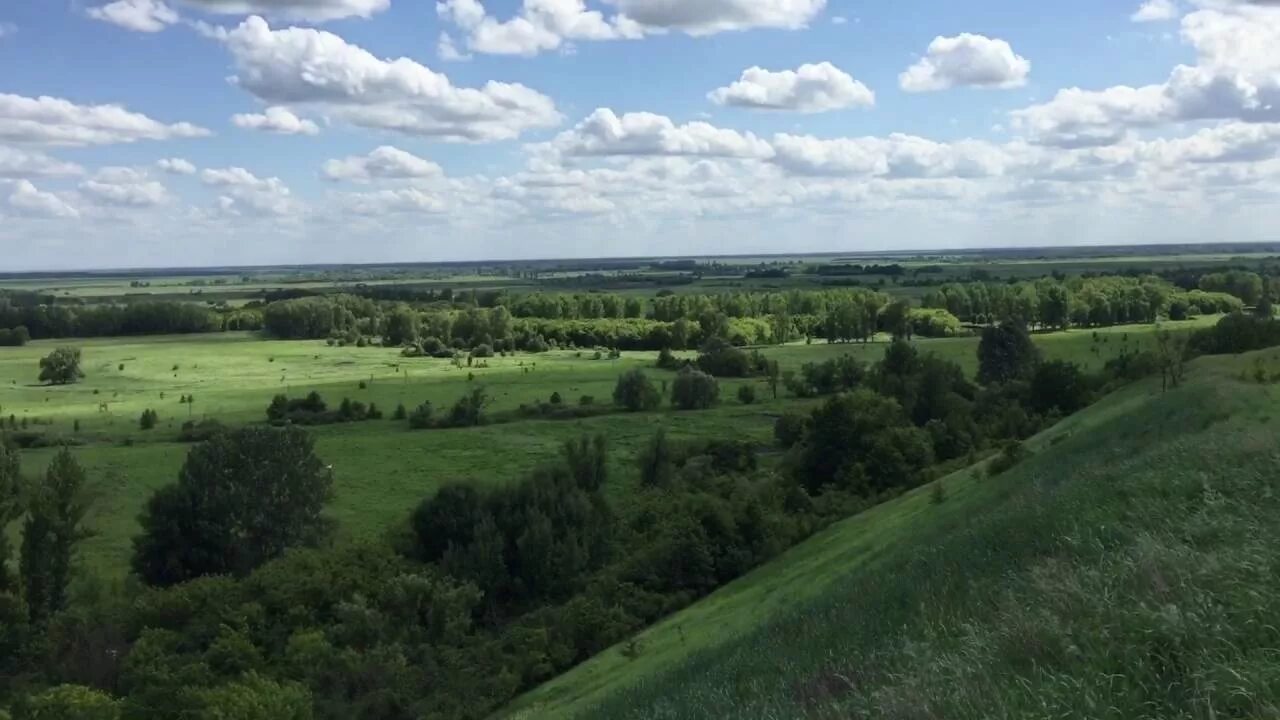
[501,348,1280,719]
[0,316,1218,578]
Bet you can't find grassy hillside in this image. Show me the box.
[501,349,1280,719]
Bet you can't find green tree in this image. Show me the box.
[20,449,92,623]
[189,673,312,720]
[382,306,419,347]
[637,429,677,488]
[794,391,932,495]
[1029,360,1090,415]
[737,384,757,405]
[613,369,661,412]
[977,321,1040,385]
[138,409,158,431]
[881,300,911,340]
[0,443,20,594]
[18,684,120,720]
[38,347,84,386]
[131,426,333,586]
[671,367,720,410]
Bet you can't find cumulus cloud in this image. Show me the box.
[0,22,15,38]
[899,33,1030,92]
[87,0,180,32]
[322,146,443,182]
[1132,0,1180,22]
[201,166,300,216]
[769,133,1011,179]
[8,180,79,219]
[547,108,774,158]
[338,187,449,215]
[0,146,83,178]
[1012,3,1280,146]
[0,94,210,146]
[81,167,171,207]
[157,157,197,174]
[175,0,387,22]
[709,62,874,113]
[231,106,320,135]
[436,0,825,57]
[223,16,561,141]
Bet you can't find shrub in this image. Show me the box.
[579,395,595,406]
[408,402,435,429]
[987,440,1028,476]
[774,412,809,448]
[737,384,757,405]
[614,369,661,412]
[139,409,158,431]
[393,403,407,421]
[549,392,563,405]
[672,367,720,410]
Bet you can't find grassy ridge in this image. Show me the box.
[502,350,1280,719]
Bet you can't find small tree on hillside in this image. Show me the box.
[0,444,21,594]
[139,409,158,430]
[1154,327,1189,392]
[977,321,1040,385]
[38,347,84,386]
[637,429,677,488]
[613,369,661,412]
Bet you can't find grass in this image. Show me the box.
[0,316,1217,578]
[498,349,1280,719]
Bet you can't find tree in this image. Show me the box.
[18,684,121,720]
[977,321,1040,385]
[774,413,808,448]
[21,449,92,623]
[1029,360,1090,415]
[793,391,932,495]
[671,367,719,410]
[637,429,677,488]
[613,369,661,412]
[189,674,312,720]
[737,384,757,405]
[130,426,333,586]
[383,306,419,347]
[38,347,84,385]
[1154,327,1189,392]
[881,300,911,340]
[139,409,158,431]
[765,359,781,400]
[0,443,21,594]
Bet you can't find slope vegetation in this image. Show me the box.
[502,349,1280,719]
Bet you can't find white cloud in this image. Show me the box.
[224,16,561,141]
[201,166,300,216]
[338,187,449,215]
[1137,122,1280,164]
[81,167,171,207]
[8,180,79,219]
[0,94,210,146]
[769,133,1011,178]
[611,0,826,36]
[231,106,319,135]
[831,15,847,25]
[899,33,1031,92]
[0,146,83,178]
[1132,0,1180,22]
[157,157,197,174]
[1012,3,1280,146]
[0,23,15,38]
[437,32,472,61]
[547,108,774,158]
[437,0,824,57]
[708,62,874,113]
[175,0,388,21]
[87,0,180,32]
[322,146,443,182]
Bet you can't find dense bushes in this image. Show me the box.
[1189,312,1280,355]
[266,392,382,425]
[0,297,220,339]
[614,370,661,412]
[785,355,865,397]
[671,368,719,410]
[0,326,29,346]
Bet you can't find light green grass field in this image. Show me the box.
[0,316,1218,578]
[499,348,1280,719]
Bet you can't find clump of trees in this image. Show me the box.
[0,326,30,346]
[266,391,382,425]
[131,426,334,586]
[38,347,84,385]
[406,388,490,429]
[614,369,661,412]
[671,367,719,410]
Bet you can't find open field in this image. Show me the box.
[0,316,1219,577]
[501,349,1280,719]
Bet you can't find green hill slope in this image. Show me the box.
[501,349,1280,719]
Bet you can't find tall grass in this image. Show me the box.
[576,366,1280,719]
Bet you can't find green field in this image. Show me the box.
[0,317,1219,578]
[499,349,1280,719]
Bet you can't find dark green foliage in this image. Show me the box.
[20,449,91,623]
[0,326,30,346]
[411,484,484,563]
[266,391,378,425]
[785,355,865,397]
[177,419,224,443]
[1189,312,1280,355]
[774,413,809,448]
[130,426,333,586]
[1029,360,1091,415]
[655,348,683,370]
[38,347,84,386]
[671,367,719,410]
[139,409,158,431]
[737,384,756,405]
[0,299,220,340]
[562,435,608,493]
[471,343,494,359]
[15,684,120,719]
[0,443,21,594]
[695,337,752,378]
[637,429,677,488]
[408,401,435,429]
[792,391,933,495]
[987,439,1028,476]
[549,391,562,405]
[383,306,419,347]
[393,403,408,421]
[977,321,1039,385]
[613,369,661,412]
[444,387,489,427]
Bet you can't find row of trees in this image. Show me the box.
[0,297,225,340]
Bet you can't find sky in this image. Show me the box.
[0,0,1278,271]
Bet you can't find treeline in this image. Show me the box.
[0,294,265,340]
[922,276,1244,329]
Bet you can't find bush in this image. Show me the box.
[549,391,563,405]
[178,419,225,443]
[0,326,30,347]
[1029,360,1091,415]
[393,403,407,421]
[672,367,720,410]
[987,440,1028,476]
[139,409,158,431]
[737,384,757,405]
[696,337,753,377]
[774,412,809,448]
[614,369,661,412]
[408,402,435,429]
[472,343,494,359]
[39,347,84,386]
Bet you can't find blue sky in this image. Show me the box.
[0,0,1277,270]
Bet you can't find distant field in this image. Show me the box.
[1,316,1218,577]
[500,348,1280,719]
